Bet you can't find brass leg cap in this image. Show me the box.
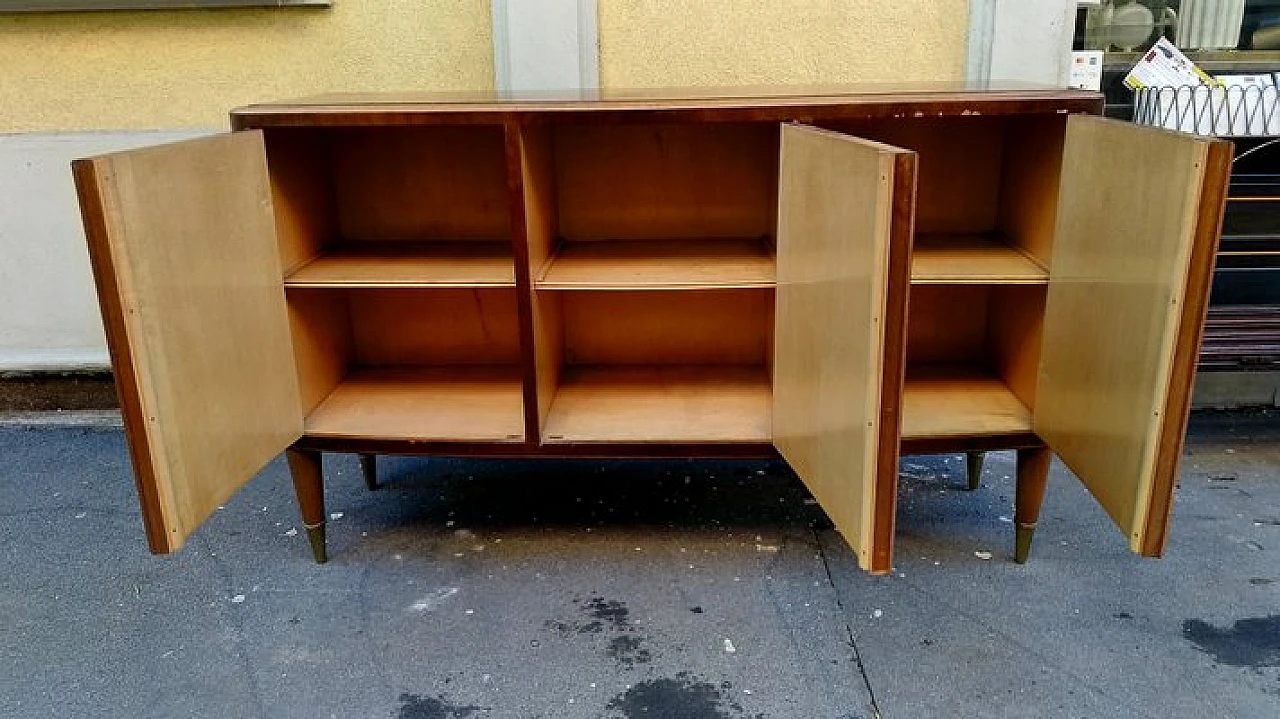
[359,454,377,491]
[305,523,328,564]
[1014,523,1036,564]
[966,452,984,491]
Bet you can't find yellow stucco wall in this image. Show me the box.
[0,1,494,131]
[598,0,970,88]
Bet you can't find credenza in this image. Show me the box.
[72,86,1230,574]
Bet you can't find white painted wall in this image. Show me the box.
[493,0,599,94]
[972,0,1079,85]
[0,131,207,371]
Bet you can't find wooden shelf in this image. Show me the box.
[900,366,1033,440]
[911,234,1048,285]
[285,242,515,288]
[304,366,525,441]
[537,239,776,290]
[542,365,771,443]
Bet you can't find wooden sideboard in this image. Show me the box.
[71,86,1231,574]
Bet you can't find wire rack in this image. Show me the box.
[1133,85,1280,138]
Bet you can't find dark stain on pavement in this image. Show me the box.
[545,618,604,635]
[607,635,653,668]
[585,595,632,630]
[1183,615,1280,667]
[605,672,760,719]
[396,693,487,719]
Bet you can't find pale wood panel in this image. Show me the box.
[285,242,516,288]
[287,290,353,416]
[331,126,511,241]
[822,116,1004,234]
[911,234,1047,285]
[348,288,522,366]
[1035,116,1223,552]
[555,123,778,240]
[562,289,772,366]
[773,124,912,573]
[263,129,335,275]
[72,132,302,553]
[989,285,1047,410]
[539,239,776,289]
[305,366,525,442]
[542,365,771,443]
[516,124,564,435]
[901,367,1033,440]
[998,114,1067,268]
[905,285,990,364]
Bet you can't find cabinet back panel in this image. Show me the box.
[560,289,773,365]
[330,126,511,241]
[287,290,353,416]
[555,123,778,241]
[821,117,1005,235]
[998,115,1067,268]
[349,288,521,365]
[264,129,336,275]
[906,285,991,364]
[989,285,1047,409]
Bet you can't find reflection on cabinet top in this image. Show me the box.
[230,85,1103,128]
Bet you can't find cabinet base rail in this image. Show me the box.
[283,440,1053,568]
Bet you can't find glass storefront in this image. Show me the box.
[1074,1,1280,117]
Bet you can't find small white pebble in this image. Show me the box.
[873,609,883,619]
[284,528,298,537]
[465,609,474,615]
[74,512,87,519]
[755,544,780,552]
[974,551,993,560]
[634,547,642,552]
[231,594,246,604]
[743,689,752,695]
[590,683,596,689]
[446,520,456,527]
[330,512,343,520]
[723,639,736,653]
[453,553,465,558]
[998,516,1013,524]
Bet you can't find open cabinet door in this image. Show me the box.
[73,132,303,554]
[1035,116,1231,556]
[773,125,916,574]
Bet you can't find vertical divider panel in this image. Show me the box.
[507,120,563,443]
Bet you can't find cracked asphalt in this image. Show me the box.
[0,411,1277,718]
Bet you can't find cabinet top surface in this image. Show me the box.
[231,83,1103,128]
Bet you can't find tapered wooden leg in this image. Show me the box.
[286,447,327,564]
[1014,446,1051,564]
[359,453,377,491]
[965,451,984,491]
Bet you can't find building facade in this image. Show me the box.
[0,0,1076,372]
